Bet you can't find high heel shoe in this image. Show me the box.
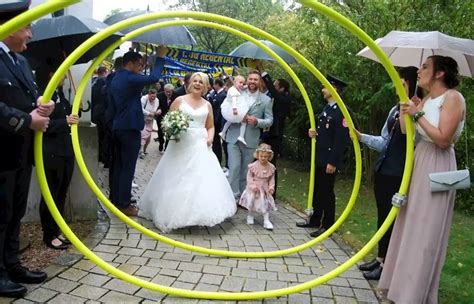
[45,238,68,250]
[358,259,381,271]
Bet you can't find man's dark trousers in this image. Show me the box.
[0,165,32,273]
[111,130,140,208]
[310,166,336,228]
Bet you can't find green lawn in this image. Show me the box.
[277,159,474,304]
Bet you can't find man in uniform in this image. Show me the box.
[296,75,349,237]
[0,0,55,297]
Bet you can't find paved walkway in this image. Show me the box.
[3,139,380,303]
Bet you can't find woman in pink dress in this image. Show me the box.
[239,143,276,230]
[379,55,466,304]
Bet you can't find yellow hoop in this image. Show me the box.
[5,0,414,300]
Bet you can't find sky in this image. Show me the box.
[92,0,179,21]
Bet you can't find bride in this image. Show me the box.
[139,72,236,232]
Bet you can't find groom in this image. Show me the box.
[226,70,273,200]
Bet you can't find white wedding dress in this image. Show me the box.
[138,99,236,232]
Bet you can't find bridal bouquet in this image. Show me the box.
[161,110,192,142]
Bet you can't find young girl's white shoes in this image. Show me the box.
[263,213,273,230]
[246,214,254,225]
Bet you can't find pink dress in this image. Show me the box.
[238,161,276,214]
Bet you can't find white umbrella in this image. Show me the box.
[357,31,474,77]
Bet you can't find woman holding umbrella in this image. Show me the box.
[379,55,466,303]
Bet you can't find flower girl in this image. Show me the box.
[219,75,249,145]
[239,143,277,230]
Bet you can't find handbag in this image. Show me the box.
[428,91,471,193]
[429,169,471,192]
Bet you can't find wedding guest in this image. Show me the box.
[239,143,276,230]
[257,64,291,199]
[171,72,192,101]
[379,56,466,304]
[208,78,227,164]
[91,66,109,165]
[227,70,273,201]
[296,75,349,237]
[0,1,54,297]
[38,74,79,250]
[139,89,159,157]
[155,83,174,153]
[356,66,419,280]
[109,48,165,216]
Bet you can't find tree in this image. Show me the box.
[170,0,289,53]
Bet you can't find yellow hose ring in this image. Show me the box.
[5,0,414,300]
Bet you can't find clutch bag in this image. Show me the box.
[429,169,471,192]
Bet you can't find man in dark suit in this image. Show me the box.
[208,78,227,163]
[0,1,55,297]
[296,75,349,237]
[260,72,291,198]
[171,72,192,101]
[109,49,165,216]
[91,66,109,165]
[155,83,174,152]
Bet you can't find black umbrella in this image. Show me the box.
[24,15,123,69]
[103,10,196,46]
[229,40,296,64]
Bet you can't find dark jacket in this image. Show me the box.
[261,73,290,139]
[43,88,74,167]
[208,88,227,130]
[171,85,186,102]
[316,103,349,169]
[91,76,107,124]
[110,58,164,131]
[0,49,38,170]
[375,107,406,177]
[157,91,173,120]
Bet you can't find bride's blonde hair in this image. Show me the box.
[188,72,210,96]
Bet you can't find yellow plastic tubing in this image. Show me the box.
[0,0,79,40]
[67,20,359,258]
[32,1,414,300]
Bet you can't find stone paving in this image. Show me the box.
[2,139,380,303]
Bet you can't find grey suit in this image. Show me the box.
[226,90,273,198]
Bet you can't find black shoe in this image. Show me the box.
[310,227,328,237]
[0,277,26,298]
[358,259,381,272]
[57,235,71,245]
[45,238,69,250]
[8,266,47,284]
[296,221,320,228]
[363,265,383,280]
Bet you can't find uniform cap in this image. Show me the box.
[0,0,31,22]
[327,74,348,90]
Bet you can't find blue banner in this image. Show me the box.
[165,47,254,68]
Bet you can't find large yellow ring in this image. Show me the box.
[68,18,359,258]
[4,0,414,299]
